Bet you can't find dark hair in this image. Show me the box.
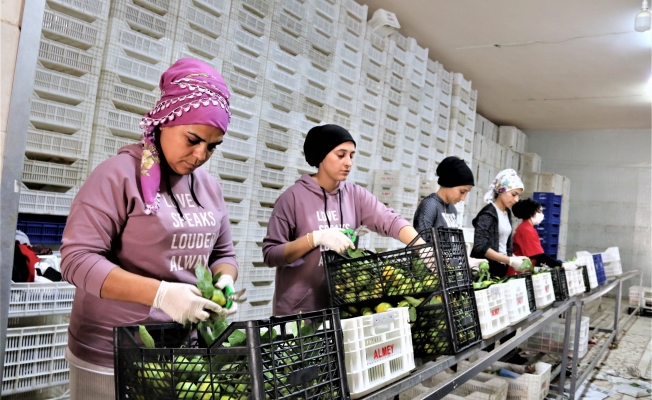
[512,198,542,220]
[154,127,203,219]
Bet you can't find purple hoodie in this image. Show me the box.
[60,144,237,367]
[262,175,411,316]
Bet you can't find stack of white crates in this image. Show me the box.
[415,60,438,181]
[352,29,386,188]
[370,170,419,251]
[20,0,109,216]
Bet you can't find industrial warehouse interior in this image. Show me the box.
[0,0,650,399]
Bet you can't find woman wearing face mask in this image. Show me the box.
[471,169,530,277]
[413,156,474,242]
[512,198,561,267]
[262,124,425,316]
[60,59,241,399]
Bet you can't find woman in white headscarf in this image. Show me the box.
[471,169,529,277]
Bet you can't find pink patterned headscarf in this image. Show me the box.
[139,58,231,215]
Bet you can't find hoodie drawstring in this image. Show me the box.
[320,187,344,229]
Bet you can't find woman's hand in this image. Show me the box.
[312,227,354,253]
[214,274,240,313]
[153,281,227,323]
[509,256,530,270]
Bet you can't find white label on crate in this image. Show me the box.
[516,295,524,305]
[366,343,399,365]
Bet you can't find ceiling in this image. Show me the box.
[357,0,652,131]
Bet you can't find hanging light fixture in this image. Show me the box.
[635,0,651,32]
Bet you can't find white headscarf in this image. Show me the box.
[483,169,524,203]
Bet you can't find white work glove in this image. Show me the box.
[509,256,530,271]
[312,227,354,254]
[153,281,223,324]
[215,274,238,314]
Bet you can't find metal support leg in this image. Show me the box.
[569,301,583,399]
[611,280,622,347]
[557,301,575,398]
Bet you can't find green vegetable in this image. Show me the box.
[139,325,155,349]
[195,262,214,300]
[520,258,534,272]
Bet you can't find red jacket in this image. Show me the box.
[513,221,544,257]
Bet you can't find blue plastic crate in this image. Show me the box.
[533,192,562,206]
[542,243,558,254]
[539,232,559,246]
[16,220,66,244]
[536,223,560,235]
[592,253,607,285]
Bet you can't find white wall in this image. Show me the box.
[0,0,25,178]
[525,129,651,298]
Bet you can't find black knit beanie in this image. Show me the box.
[437,156,475,187]
[303,124,356,167]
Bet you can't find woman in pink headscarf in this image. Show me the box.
[60,59,240,399]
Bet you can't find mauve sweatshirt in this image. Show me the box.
[262,175,411,316]
[60,144,237,367]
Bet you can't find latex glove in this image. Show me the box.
[153,281,223,324]
[509,256,530,271]
[215,274,238,313]
[468,257,487,272]
[312,227,354,253]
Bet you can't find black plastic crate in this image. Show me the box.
[434,228,474,290]
[411,288,482,358]
[323,227,473,307]
[549,268,570,302]
[514,273,537,313]
[114,309,349,400]
[579,265,591,293]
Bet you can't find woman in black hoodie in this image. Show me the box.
[471,169,530,277]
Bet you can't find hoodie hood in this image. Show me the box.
[118,143,143,159]
[295,174,343,195]
[295,174,348,229]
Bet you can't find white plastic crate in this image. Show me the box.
[600,247,622,277]
[519,153,541,174]
[37,37,97,76]
[258,122,292,151]
[22,159,86,188]
[575,251,599,289]
[234,302,272,322]
[223,61,263,97]
[42,5,102,49]
[474,283,510,339]
[503,278,531,325]
[211,157,253,182]
[97,71,158,115]
[372,235,403,252]
[629,286,652,309]
[220,180,251,202]
[301,62,332,90]
[228,23,267,59]
[225,200,250,222]
[30,98,87,134]
[241,264,275,286]
[3,322,70,395]
[262,101,296,131]
[9,282,75,318]
[270,22,303,56]
[458,356,552,400]
[255,185,284,206]
[180,1,229,39]
[232,4,272,37]
[110,0,174,38]
[532,272,555,309]
[373,188,418,206]
[33,66,94,104]
[522,316,590,359]
[25,126,88,162]
[2,384,70,400]
[341,308,415,399]
[19,187,77,216]
[193,0,231,17]
[221,134,257,161]
[229,221,248,243]
[421,370,509,400]
[242,281,274,303]
[246,222,268,243]
[48,0,105,19]
[565,268,585,297]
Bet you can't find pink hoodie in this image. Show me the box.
[60,144,237,367]
[263,175,411,316]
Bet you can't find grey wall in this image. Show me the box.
[525,129,652,298]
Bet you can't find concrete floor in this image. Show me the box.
[573,298,652,399]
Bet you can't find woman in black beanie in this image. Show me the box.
[413,156,475,242]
